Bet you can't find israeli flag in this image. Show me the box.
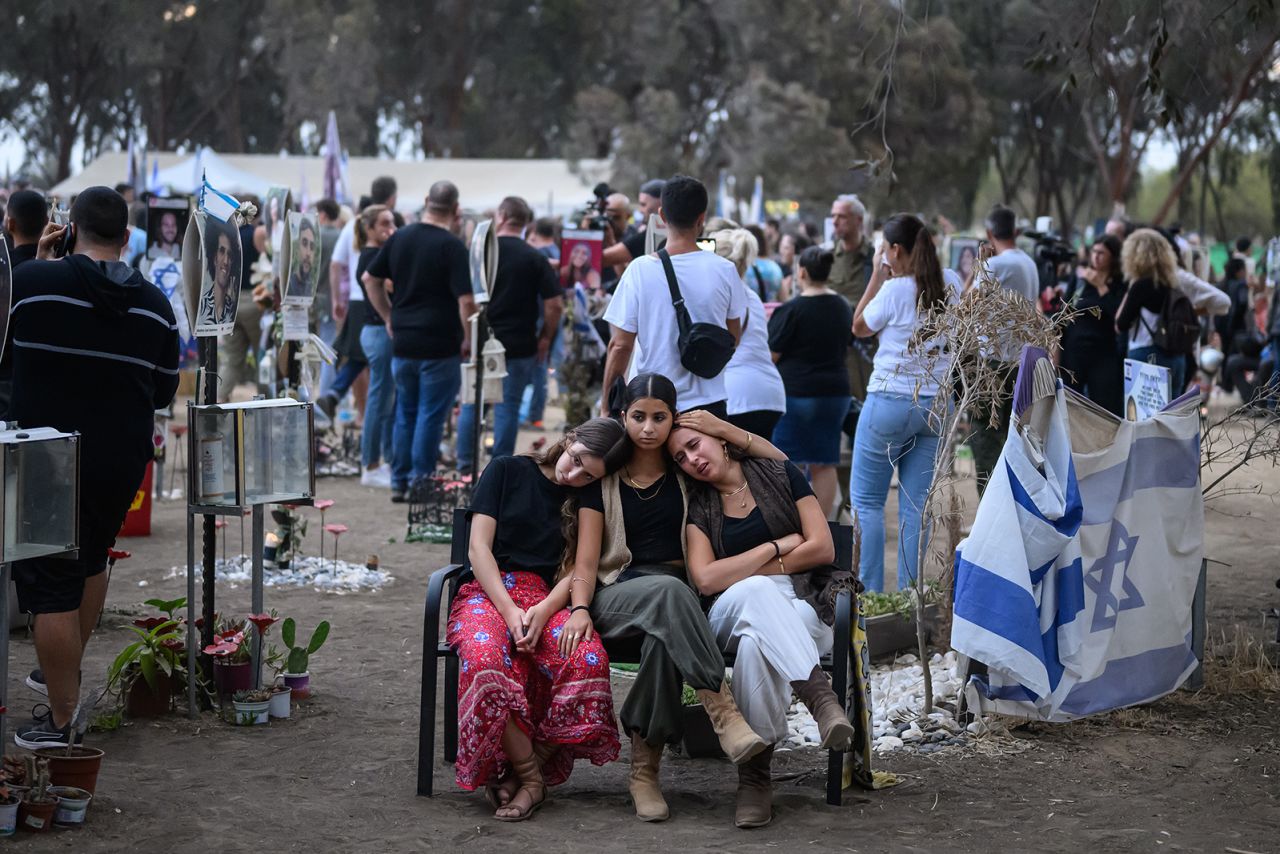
[199,175,240,223]
[953,348,1203,721]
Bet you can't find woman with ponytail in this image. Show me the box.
[850,214,961,591]
[352,204,397,484]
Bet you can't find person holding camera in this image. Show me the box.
[601,175,744,417]
[5,186,179,748]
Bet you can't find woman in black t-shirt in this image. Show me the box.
[564,373,783,823]
[768,246,854,517]
[445,417,624,821]
[670,420,855,829]
[1058,235,1126,415]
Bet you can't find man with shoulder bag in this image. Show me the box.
[602,175,744,416]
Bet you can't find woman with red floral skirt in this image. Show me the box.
[446,417,625,821]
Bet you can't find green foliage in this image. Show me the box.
[107,619,184,694]
[859,590,916,620]
[281,618,330,674]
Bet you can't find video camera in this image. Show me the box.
[1023,218,1076,291]
[585,182,613,233]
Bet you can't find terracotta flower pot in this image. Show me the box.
[36,747,105,797]
[17,799,56,833]
[125,670,174,718]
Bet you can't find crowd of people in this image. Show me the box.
[3,169,1276,828]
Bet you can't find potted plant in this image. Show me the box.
[48,785,92,828]
[861,590,939,660]
[204,618,253,699]
[268,678,292,719]
[17,757,56,833]
[280,617,330,700]
[106,603,187,718]
[0,784,19,836]
[232,688,272,725]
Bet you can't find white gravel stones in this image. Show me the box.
[783,648,982,755]
[167,554,392,593]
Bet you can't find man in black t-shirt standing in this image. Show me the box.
[456,196,562,474]
[3,189,48,268]
[363,181,475,500]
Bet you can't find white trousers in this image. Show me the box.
[707,575,833,744]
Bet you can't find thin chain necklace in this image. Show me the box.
[720,480,750,509]
[624,466,667,501]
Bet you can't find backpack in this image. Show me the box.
[1140,285,1199,356]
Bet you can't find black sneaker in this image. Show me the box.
[14,705,82,750]
[391,488,407,504]
[25,668,47,697]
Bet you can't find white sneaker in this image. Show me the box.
[361,466,393,489]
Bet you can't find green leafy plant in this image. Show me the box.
[281,618,330,674]
[144,597,187,622]
[859,590,917,620]
[89,711,123,733]
[107,617,185,695]
[232,688,272,704]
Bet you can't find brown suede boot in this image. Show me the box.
[696,682,768,764]
[791,665,854,750]
[628,733,669,822]
[735,745,774,829]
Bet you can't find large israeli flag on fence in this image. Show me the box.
[953,348,1203,721]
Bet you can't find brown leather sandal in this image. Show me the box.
[493,752,546,822]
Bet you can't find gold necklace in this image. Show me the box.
[624,466,667,501]
[719,481,749,509]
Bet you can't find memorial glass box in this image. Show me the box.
[0,427,79,562]
[188,399,315,507]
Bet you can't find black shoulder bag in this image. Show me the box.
[658,249,736,379]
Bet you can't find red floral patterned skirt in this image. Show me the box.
[446,571,619,790]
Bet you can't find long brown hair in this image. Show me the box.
[549,417,628,578]
[883,213,946,312]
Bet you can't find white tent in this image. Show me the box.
[50,150,613,219]
[152,148,273,197]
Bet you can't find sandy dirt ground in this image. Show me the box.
[2,406,1276,853]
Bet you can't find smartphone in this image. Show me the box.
[57,223,76,258]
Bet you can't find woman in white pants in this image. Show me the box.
[669,420,855,829]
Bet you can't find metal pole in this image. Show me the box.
[0,562,10,747]
[186,512,197,719]
[251,505,264,688]
[470,316,487,477]
[199,338,217,660]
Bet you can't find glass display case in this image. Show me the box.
[188,399,315,507]
[0,427,79,562]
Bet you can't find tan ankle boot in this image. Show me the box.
[791,665,854,750]
[628,733,669,822]
[696,682,767,764]
[735,745,774,829]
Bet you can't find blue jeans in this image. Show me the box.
[359,325,395,468]
[457,355,538,471]
[1127,345,1185,400]
[391,355,462,489]
[850,392,943,592]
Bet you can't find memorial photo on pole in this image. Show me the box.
[193,212,242,336]
[949,237,980,282]
[147,196,190,262]
[283,210,319,305]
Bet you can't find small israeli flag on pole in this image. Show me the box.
[199,171,240,223]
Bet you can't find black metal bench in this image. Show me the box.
[417,508,867,805]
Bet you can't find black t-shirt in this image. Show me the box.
[488,236,561,359]
[579,468,684,565]
[1115,277,1170,337]
[767,293,853,397]
[719,463,814,557]
[356,246,384,326]
[468,455,567,585]
[238,224,260,292]
[623,229,647,261]
[365,223,470,359]
[10,243,37,268]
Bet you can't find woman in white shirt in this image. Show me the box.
[850,214,960,592]
[710,228,787,439]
